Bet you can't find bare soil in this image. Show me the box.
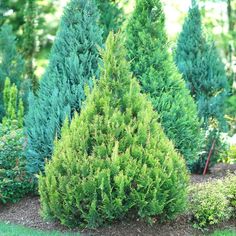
[0,163,236,236]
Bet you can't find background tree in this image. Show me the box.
[126,0,202,170]
[175,0,228,129]
[0,0,26,33]
[0,24,24,121]
[39,32,188,228]
[175,0,229,171]
[25,0,103,175]
[95,0,124,40]
[0,0,57,75]
[22,0,38,93]
[2,78,24,127]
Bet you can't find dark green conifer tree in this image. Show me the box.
[175,0,228,130]
[25,0,103,175]
[39,32,189,228]
[175,0,229,172]
[22,0,38,92]
[126,0,202,170]
[0,24,24,121]
[95,0,124,40]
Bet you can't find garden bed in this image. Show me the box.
[0,164,236,236]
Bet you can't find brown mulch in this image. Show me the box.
[191,163,236,184]
[0,163,236,236]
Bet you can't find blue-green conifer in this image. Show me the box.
[25,0,103,174]
[175,0,229,172]
[175,0,228,130]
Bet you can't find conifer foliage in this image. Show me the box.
[38,33,189,228]
[95,0,124,40]
[25,0,103,174]
[0,24,24,121]
[126,0,202,170]
[175,0,228,131]
[2,78,24,127]
[175,0,229,172]
[22,0,38,92]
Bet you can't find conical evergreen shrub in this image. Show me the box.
[175,0,228,131]
[175,1,229,172]
[38,33,189,228]
[2,78,24,127]
[25,0,103,174]
[125,0,202,170]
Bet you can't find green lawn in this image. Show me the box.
[1,222,236,236]
[211,230,236,236]
[0,222,80,236]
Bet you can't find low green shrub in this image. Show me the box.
[0,123,33,203]
[225,145,236,164]
[39,33,189,228]
[224,174,236,212]
[189,174,236,229]
[189,179,232,229]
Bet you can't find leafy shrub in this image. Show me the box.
[226,95,236,119]
[224,174,236,212]
[225,145,236,164]
[0,123,33,203]
[0,79,33,203]
[39,33,189,228]
[189,174,236,229]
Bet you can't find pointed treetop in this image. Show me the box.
[192,0,198,7]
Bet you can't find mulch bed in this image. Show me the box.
[1,163,236,236]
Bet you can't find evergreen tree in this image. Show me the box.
[175,0,228,131]
[2,78,24,127]
[39,32,189,228]
[175,1,229,172]
[22,0,38,92]
[96,0,124,40]
[0,24,24,121]
[0,0,56,54]
[126,0,202,170]
[25,0,103,175]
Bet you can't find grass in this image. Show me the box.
[211,230,236,236]
[1,222,236,236]
[0,222,80,236]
